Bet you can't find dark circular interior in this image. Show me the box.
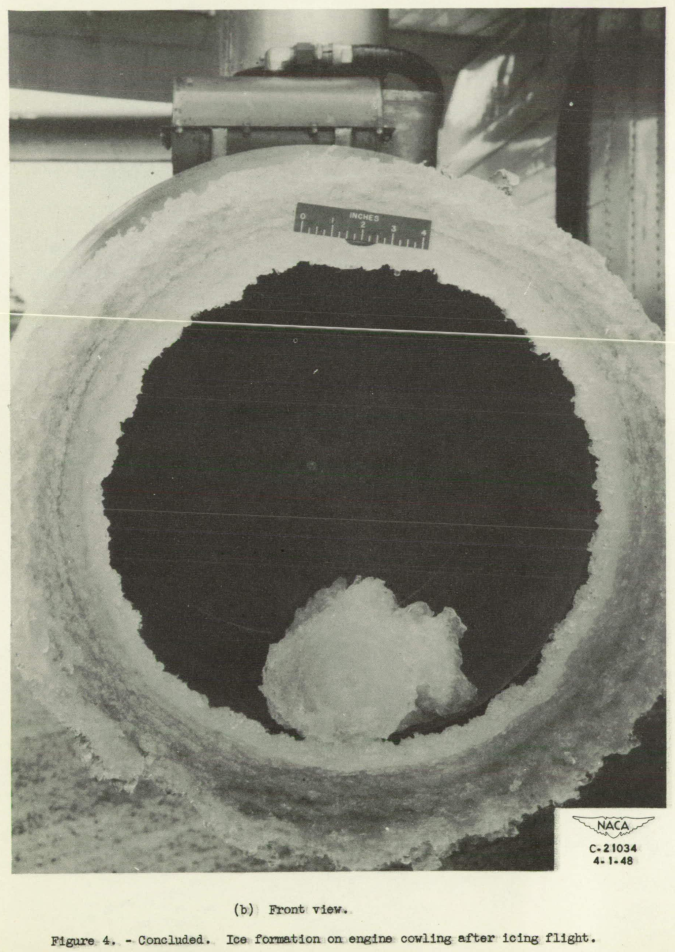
[102,264,599,739]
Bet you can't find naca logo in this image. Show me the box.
[573,816,655,838]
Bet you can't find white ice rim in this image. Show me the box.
[12,148,665,865]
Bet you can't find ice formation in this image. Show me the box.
[13,147,664,870]
[261,577,476,743]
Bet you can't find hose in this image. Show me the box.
[350,45,444,100]
[236,45,444,104]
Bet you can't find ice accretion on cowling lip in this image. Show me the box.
[260,576,476,743]
[13,147,664,870]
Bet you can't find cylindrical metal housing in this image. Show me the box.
[170,78,439,173]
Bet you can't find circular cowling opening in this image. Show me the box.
[103,264,599,739]
[13,146,664,870]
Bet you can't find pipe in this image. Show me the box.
[9,87,172,122]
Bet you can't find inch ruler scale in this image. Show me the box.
[294,202,431,250]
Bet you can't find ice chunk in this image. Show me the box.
[260,577,476,743]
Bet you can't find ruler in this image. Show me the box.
[294,202,431,250]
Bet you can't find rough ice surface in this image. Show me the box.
[261,578,476,743]
[13,148,664,871]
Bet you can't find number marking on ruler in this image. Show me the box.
[294,203,431,250]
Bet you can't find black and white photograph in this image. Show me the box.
[6,0,668,930]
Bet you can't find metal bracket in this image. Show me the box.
[334,127,353,147]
